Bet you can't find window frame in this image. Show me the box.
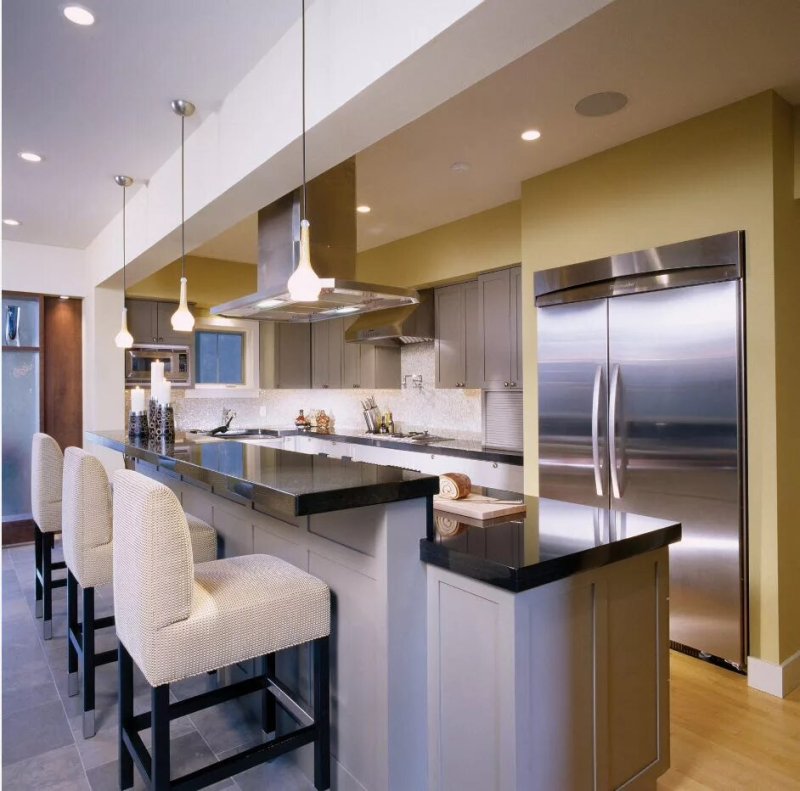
[187,315,260,398]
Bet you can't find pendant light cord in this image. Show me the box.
[181,114,186,278]
[301,0,307,220]
[122,184,127,294]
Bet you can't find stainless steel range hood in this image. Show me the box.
[211,158,420,322]
[344,289,434,345]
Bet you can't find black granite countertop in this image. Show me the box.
[190,426,524,466]
[420,491,681,592]
[87,431,439,520]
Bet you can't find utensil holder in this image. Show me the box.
[128,411,149,440]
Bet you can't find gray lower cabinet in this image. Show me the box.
[478,266,522,389]
[435,281,482,389]
[126,298,192,345]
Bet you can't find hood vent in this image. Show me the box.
[344,289,434,345]
[211,158,420,322]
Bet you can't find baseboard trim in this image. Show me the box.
[747,649,800,698]
[2,519,35,546]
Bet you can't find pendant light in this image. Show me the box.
[170,98,196,331]
[114,175,134,349]
[287,0,322,302]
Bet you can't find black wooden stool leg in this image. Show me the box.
[82,586,95,737]
[42,531,53,639]
[313,637,331,791]
[151,683,171,790]
[34,525,43,618]
[67,571,79,696]
[118,641,134,790]
[261,654,276,736]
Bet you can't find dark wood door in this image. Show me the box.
[43,296,83,452]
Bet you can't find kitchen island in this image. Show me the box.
[88,431,679,791]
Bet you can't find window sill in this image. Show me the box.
[185,387,260,400]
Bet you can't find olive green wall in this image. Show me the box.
[127,256,256,308]
[356,200,520,287]
[521,91,797,666]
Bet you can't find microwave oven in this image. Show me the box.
[125,345,192,387]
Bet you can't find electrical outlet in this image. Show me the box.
[259,406,267,417]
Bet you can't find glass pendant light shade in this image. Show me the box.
[288,219,322,301]
[171,277,195,331]
[115,306,134,349]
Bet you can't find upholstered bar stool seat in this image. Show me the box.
[31,433,69,639]
[62,448,217,737]
[113,470,331,791]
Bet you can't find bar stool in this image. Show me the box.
[112,470,331,791]
[62,448,218,738]
[31,433,68,639]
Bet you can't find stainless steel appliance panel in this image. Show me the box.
[538,299,609,509]
[607,281,744,665]
[125,345,192,387]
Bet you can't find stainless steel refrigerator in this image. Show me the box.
[535,231,747,669]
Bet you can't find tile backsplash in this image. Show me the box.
[129,342,483,439]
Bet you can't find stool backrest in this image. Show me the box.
[62,448,113,580]
[112,470,194,654]
[31,433,63,533]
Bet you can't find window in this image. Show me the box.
[196,331,244,385]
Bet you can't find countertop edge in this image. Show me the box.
[86,431,439,517]
[419,522,682,592]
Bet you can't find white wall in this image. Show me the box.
[1,240,88,297]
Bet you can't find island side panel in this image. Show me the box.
[427,547,671,791]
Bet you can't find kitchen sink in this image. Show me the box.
[189,428,290,439]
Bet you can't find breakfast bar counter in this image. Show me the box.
[87,431,680,791]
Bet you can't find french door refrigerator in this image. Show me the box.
[535,231,747,669]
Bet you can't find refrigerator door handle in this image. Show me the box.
[609,363,622,499]
[591,364,604,497]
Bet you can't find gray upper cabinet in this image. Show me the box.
[342,332,362,388]
[126,299,192,345]
[478,266,522,389]
[312,319,344,389]
[435,281,482,389]
[359,345,401,389]
[275,323,311,388]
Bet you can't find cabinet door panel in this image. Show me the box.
[510,266,522,388]
[343,338,361,389]
[435,284,466,388]
[126,300,156,344]
[327,318,344,389]
[479,269,513,388]
[464,281,482,388]
[276,323,311,388]
[312,322,329,388]
[157,301,187,345]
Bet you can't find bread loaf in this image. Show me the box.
[439,473,471,500]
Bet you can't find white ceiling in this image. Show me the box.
[4,0,800,262]
[2,0,296,248]
[354,0,800,250]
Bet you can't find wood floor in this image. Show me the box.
[658,652,800,790]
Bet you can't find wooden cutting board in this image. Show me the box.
[433,494,526,520]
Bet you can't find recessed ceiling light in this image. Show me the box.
[63,5,95,26]
[3,219,21,226]
[575,91,628,117]
[18,151,43,163]
[356,205,371,214]
[521,129,541,141]
[59,295,70,300]
[450,161,471,173]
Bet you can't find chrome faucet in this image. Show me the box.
[222,408,236,429]
[402,374,423,389]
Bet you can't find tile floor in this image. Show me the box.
[1,542,315,790]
